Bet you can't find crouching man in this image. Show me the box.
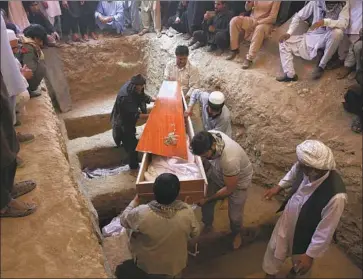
[263,140,347,278]
[190,130,253,250]
[118,173,200,278]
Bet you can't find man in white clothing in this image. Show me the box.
[185,90,232,137]
[335,0,362,79]
[263,140,347,278]
[164,45,200,97]
[277,1,349,82]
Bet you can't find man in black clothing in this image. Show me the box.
[161,1,179,31]
[79,1,98,41]
[0,74,37,218]
[189,1,233,54]
[25,1,59,46]
[184,1,214,40]
[111,74,155,170]
[166,1,189,36]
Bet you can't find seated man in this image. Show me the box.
[21,24,47,98]
[189,1,233,54]
[227,1,281,69]
[119,173,200,278]
[327,0,361,74]
[95,1,124,35]
[336,0,362,79]
[166,1,189,36]
[277,1,349,82]
[164,45,200,97]
[185,89,232,137]
[337,29,362,79]
[110,74,155,171]
[190,130,253,250]
[263,140,347,278]
[24,1,60,46]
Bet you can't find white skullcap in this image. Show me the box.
[209,91,225,105]
[296,140,336,170]
[6,29,16,42]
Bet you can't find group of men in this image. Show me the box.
[111,41,348,278]
[183,0,362,80]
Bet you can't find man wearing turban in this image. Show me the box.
[111,74,155,171]
[263,140,347,278]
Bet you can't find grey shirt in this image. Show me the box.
[209,130,253,190]
[189,89,232,137]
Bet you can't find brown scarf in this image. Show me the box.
[21,36,44,60]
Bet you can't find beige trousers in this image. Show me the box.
[229,16,272,60]
[140,1,161,32]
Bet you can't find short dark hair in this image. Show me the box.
[153,173,180,205]
[190,131,215,155]
[6,23,18,34]
[23,24,47,45]
[175,45,189,57]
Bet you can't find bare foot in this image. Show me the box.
[232,233,242,250]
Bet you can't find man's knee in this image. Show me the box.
[230,16,243,28]
[215,31,229,48]
[330,28,344,42]
[254,23,270,35]
[193,30,205,42]
[353,41,363,54]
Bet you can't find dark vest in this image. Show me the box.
[277,169,346,255]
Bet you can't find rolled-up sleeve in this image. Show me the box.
[278,162,299,190]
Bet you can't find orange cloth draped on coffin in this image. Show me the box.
[136,81,188,160]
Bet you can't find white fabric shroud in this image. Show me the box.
[144,138,202,181]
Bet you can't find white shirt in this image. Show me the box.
[346,0,362,35]
[164,60,200,96]
[287,1,350,35]
[275,163,347,259]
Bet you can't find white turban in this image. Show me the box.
[296,140,336,170]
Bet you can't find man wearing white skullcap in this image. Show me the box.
[263,140,347,278]
[185,89,232,137]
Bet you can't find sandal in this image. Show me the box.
[0,201,37,218]
[351,117,362,133]
[11,180,37,199]
[138,29,148,36]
